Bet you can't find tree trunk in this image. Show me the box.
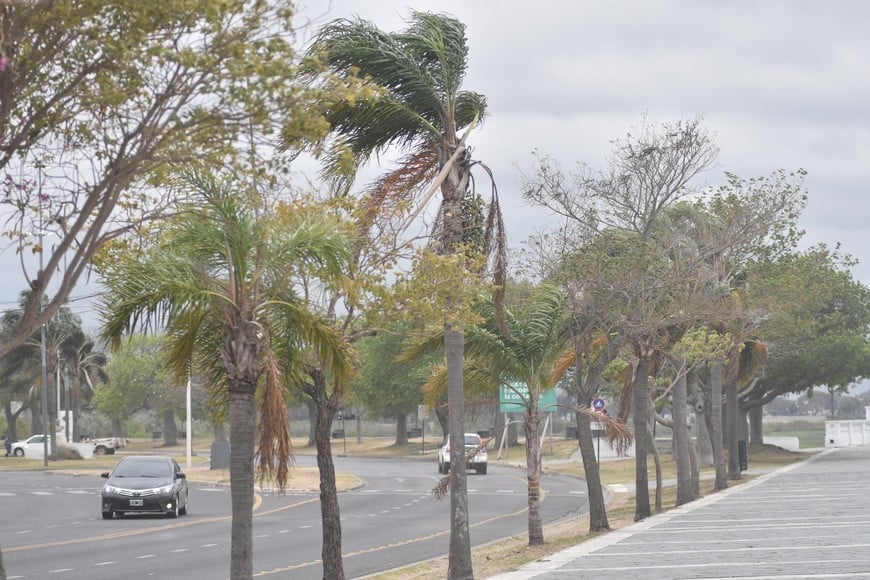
[111,417,123,438]
[225,320,262,580]
[692,379,714,467]
[163,410,178,447]
[435,406,449,443]
[445,327,473,579]
[229,386,256,580]
[710,363,727,490]
[355,407,363,443]
[396,413,408,445]
[31,394,44,436]
[4,401,19,441]
[72,373,82,442]
[304,369,345,580]
[748,400,764,445]
[494,409,505,449]
[306,398,316,447]
[672,358,693,506]
[576,410,610,532]
[507,416,519,445]
[632,356,651,521]
[649,425,663,513]
[47,362,58,458]
[725,376,741,480]
[523,393,544,546]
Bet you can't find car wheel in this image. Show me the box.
[13,448,23,457]
[179,496,188,516]
[94,445,107,456]
[443,462,450,474]
[477,464,487,475]
[101,511,113,520]
[167,496,179,519]
[114,511,124,518]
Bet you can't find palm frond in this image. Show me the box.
[575,405,634,456]
[256,348,293,492]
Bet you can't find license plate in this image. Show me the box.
[129,499,144,507]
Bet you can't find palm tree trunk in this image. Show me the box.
[632,355,651,521]
[576,410,609,531]
[524,397,544,545]
[445,327,473,579]
[229,386,256,580]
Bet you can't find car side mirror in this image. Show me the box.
[101,472,110,478]
[177,472,186,480]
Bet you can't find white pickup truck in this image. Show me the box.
[10,433,126,458]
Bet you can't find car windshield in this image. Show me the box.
[113,458,172,478]
[464,435,480,446]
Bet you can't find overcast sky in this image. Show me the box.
[3,2,869,368]
[295,0,870,273]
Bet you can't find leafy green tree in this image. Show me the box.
[95,334,161,437]
[308,12,506,577]
[355,331,433,444]
[99,171,354,580]
[743,247,870,438]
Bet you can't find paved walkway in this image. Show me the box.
[492,446,870,579]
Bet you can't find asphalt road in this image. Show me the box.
[1,455,588,579]
[495,446,870,579]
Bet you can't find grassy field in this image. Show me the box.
[763,418,827,448]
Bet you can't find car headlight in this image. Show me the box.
[103,484,122,494]
[154,484,174,495]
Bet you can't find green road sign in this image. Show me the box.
[499,383,557,413]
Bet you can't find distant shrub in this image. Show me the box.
[57,446,83,460]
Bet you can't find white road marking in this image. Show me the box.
[95,561,117,566]
[136,554,156,559]
[202,543,218,548]
[170,549,189,553]
[49,568,74,573]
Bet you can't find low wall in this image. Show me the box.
[825,420,870,448]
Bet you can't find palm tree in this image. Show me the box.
[310,13,504,577]
[58,329,108,442]
[99,171,354,580]
[408,285,631,545]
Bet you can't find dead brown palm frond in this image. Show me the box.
[356,147,440,242]
[256,350,293,492]
[553,346,578,384]
[575,405,634,456]
[479,162,510,340]
[433,474,450,501]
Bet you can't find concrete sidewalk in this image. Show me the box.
[491,446,870,579]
